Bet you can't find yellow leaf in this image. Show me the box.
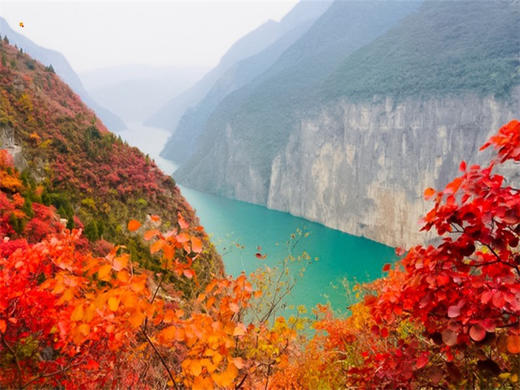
[127,219,141,232]
[71,305,84,321]
[98,264,112,281]
[108,296,120,311]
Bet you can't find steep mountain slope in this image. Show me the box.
[0,17,126,131]
[0,40,221,285]
[175,0,520,247]
[81,65,206,123]
[175,0,420,172]
[159,0,333,163]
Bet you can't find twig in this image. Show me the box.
[142,328,179,390]
[22,360,83,389]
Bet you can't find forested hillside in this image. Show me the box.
[0,38,221,284]
[159,0,333,163]
[0,17,126,131]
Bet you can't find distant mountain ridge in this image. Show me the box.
[174,0,421,173]
[80,64,207,123]
[145,0,333,137]
[159,0,331,163]
[0,17,126,131]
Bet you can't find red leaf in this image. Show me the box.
[444,177,463,195]
[447,305,461,318]
[395,247,406,256]
[442,329,458,346]
[506,335,520,354]
[469,324,486,342]
[415,352,429,369]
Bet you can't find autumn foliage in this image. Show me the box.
[1,37,520,388]
[272,120,520,389]
[0,39,221,282]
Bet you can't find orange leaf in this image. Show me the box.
[98,264,112,281]
[71,305,84,322]
[176,232,190,243]
[507,335,520,354]
[191,236,202,253]
[192,376,214,390]
[232,357,245,370]
[163,244,174,261]
[117,270,130,283]
[444,177,463,195]
[128,219,141,232]
[178,213,189,230]
[150,214,161,223]
[211,361,238,387]
[150,240,164,254]
[233,323,247,336]
[0,319,6,333]
[108,296,120,312]
[187,359,203,376]
[144,229,160,241]
[158,325,185,343]
[423,187,436,200]
[112,254,129,271]
[128,311,145,328]
[229,302,240,314]
[78,323,90,336]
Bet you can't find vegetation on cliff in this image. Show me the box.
[0,39,221,290]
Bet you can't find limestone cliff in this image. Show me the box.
[178,89,520,247]
[267,89,520,247]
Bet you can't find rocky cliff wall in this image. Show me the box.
[266,89,520,247]
[177,88,519,247]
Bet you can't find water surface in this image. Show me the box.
[120,124,396,314]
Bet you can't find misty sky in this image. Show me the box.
[0,0,299,72]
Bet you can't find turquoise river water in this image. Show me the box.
[120,123,396,315]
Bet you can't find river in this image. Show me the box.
[119,123,395,315]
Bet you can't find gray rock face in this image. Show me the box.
[179,88,520,247]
